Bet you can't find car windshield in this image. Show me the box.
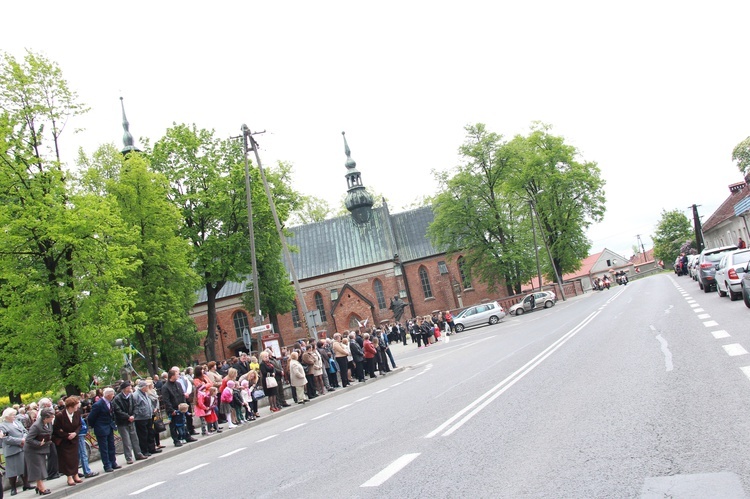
[732,251,750,265]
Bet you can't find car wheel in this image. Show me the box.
[544,300,554,308]
[455,323,465,333]
[703,282,711,293]
[699,281,703,290]
[744,288,750,309]
[489,315,499,325]
[730,287,740,301]
[516,308,525,315]
[718,284,727,297]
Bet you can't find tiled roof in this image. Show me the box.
[195,280,250,304]
[703,182,748,232]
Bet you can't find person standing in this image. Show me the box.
[363,333,378,379]
[87,388,120,472]
[0,407,33,494]
[113,381,147,464]
[332,333,350,387]
[739,237,747,249]
[25,408,55,495]
[37,398,59,481]
[133,380,160,457]
[348,332,365,382]
[259,351,281,412]
[289,352,309,404]
[52,396,83,486]
[161,369,196,447]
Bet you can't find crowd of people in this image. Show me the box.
[0,314,459,496]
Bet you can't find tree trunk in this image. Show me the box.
[8,390,22,405]
[205,284,218,361]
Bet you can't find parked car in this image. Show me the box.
[509,290,557,316]
[716,249,750,300]
[453,301,506,332]
[698,245,739,293]
[742,260,750,308]
[688,254,700,280]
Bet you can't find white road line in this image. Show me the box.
[219,447,247,458]
[723,344,749,357]
[284,423,307,432]
[740,366,750,382]
[336,404,352,411]
[704,320,719,327]
[694,308,705,312]
[256,435,278,443]
[712,330,731,339]
[312,412,331,421]
[404,376,416,381]
[130,482,166,495]
[356,396,371,402]
[179,463,209,475]
[655,335,674,372]
[427,309,601,439]
[360,453,421,487]
[376,388,389,394]
[698,314,711,319]
[690,304,699,308]
[390,382,403,387]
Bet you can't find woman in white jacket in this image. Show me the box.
[289,352,309,405]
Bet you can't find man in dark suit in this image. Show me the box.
[87,387,120,472]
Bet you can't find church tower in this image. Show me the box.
[342,132,374,224]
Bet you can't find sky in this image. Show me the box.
[3,1,749,259]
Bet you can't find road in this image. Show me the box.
[68,273,750,498]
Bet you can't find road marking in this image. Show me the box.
[690,304,699,308]
[655,335,674,372]
[219,447,247,457]
[256,435,278,443]
[312,412,331,421]
[356,396,371,402]
[130,482,166,495]
[723,344,748,357]
[712,330,731,339]
[427,309,601,438]
[697,314,711,319]
[336,404,353,411]
[284,423,307,432]
[694,308,705,312]
[404,376,416,381]
[704,320,719,327]
[740,366,750,382]
[179,463,209,475]
[376,388,389,394]
[360,453,421,487]
[391,382,404,387]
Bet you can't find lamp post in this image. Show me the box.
[529,200,543,292]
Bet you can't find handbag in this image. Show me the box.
[265,374,278,389]
[153,416,166,433]
[252,388,265,400]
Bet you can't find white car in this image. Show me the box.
[453,301,506,332]
[716,249,750,301]
[509,290,557,316]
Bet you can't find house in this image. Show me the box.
[702,179,750,249]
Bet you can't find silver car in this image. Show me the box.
[698,245,738,293]
[453,301,506,332]
[509,290,557,316]
[716,249,750,301]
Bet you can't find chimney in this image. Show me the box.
[729,182,746,194]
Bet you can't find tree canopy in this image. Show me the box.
[652,209,694,265]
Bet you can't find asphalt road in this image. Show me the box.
[60,273,750,498]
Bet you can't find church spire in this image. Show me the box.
[342,132,374,224]
[120,97,140,155]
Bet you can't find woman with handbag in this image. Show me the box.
[246,370,263,418]
[0,407,33,495]
[289,352,309,404]
[25,408,55,495]
[259,351,281,413]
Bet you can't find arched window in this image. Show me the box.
[232,310,250,338]
[373,279,386,309]
[314,292,327,323]
[291,301,301,328]
[458,256,472,289]
[419,266,433,298]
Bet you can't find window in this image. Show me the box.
[291,301,301,328]
[419,266,433,298]
[437,261,449,274]
[232,310,250,338]
[458,256,472,289]
[330,289,339,301]
[373,279,387,309]
[314,292,327,322]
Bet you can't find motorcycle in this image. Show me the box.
[615,271,628,285]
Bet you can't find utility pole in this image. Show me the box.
[242,125,316,341]
[529,200,543,292]
[530,200,566,301]
[689,204,705,251]
[240,125,262,331]
[636,234,647,257]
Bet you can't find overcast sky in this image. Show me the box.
[3,1,749,259]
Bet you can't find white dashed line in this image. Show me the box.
[284,423,307,432]
[219,447,247,457]
[130,482,166,495]
[694,308,705,312]
[740,366,750,382]
[712,330,731,339]
[256,435,278,443]
[390,382,403,387]
[376,388,389,394]
[723,344,749,357]
[179,463,209,475]
[356,396,371,402]
[704,320,719,327]
[336,404,353,411]
[698,314,711,319]
[312,412,331,420]
[690,304,699,308]
[361,453,421,487]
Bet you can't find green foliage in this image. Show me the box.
[732,136,750,178]
[78,147,202,374]
[0,51,137,395]
[429,123,605,293]
[289,195,332,225]
[652,209,694,265]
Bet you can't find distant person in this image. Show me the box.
[739,237,747,249]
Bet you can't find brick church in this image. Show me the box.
[189,134,501,361]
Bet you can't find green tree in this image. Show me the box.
[0,52,137,395]
[79,146,202,374]
[732,136,750,178]
[289,195,332,225]
[429,124,536,295]
[652,209,694,266]
[507,123,606,281]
